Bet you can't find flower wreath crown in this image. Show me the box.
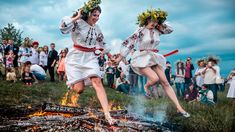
[137,8,168,26]
[82,0,101,14]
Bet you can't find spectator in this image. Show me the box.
[29,41,39,65]
[128,59,138,94]
[115,72,130,94]
[18,37,32,76]
[57,50,66,81]
[138,75,147,94]
[106,61,115,88]
[185,57,194,90]
[6,68,17,83]
[175,61,185,97]
[98,53,106,67]
[115,67,122,79]
[5,39,19,77]
[165,61,172,85]
[202,56,220,103]
[48,43,58,82]
[227,68,235,105]
[98,53,106,83]
[39,45,49,72]
[195,59,205,90]
[5,50,15,69]
[197,84,214,105]
[22,66,35,86]
[1,39,9,52]
[0,39,8,78]
[184,83,198,102]
[24,61,46,82]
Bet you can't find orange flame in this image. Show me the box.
[28,111,73,117]
[60,90,80,107]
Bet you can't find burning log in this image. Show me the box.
[0,104,177,131]
[41,103,88,115]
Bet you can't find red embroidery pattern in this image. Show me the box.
[122,40,129,46]
[96,33,104,43]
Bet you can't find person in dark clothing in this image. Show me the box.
[22,66,35,86]
[106,61,115,88]
[185,57,194,90]
[165,61,172,85]
[115,67,122,78]
[184,83,198,102]
[98,53,106,67]
[47,43,58,82]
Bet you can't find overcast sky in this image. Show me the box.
[0,0,235,76]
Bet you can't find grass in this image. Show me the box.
[0,79,234,131]
[166,87,235,132]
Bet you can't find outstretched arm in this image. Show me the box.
[157,22,173,35]
[59,10,82,34]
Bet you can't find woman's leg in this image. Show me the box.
[153,66,186,113]
[90,77,109,113]
[139,67,159,94]
[65,81,85,106]
[90,77,115,124]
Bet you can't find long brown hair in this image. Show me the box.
[177,61,185,75]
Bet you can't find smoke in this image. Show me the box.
[126,95,167,122]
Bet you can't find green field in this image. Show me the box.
[0,79,234,131]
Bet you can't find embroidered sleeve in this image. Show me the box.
[159,22,174,35]
[120,27,143,57]
[59,16,76,34]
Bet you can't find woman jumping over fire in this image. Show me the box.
[115,8,190,117]
[59,0,116,124]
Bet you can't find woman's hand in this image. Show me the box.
[114,55,123,65]
[156,24,166,31]
[72,9,82,22]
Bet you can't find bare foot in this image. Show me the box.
[104,112,117,125]
[144,85,150,95]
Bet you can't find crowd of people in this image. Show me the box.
[0,38,68,86]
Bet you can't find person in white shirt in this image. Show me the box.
[202,56,220,103]
[39,45,48,72]
[25,61,46,81]
[29,41,39,65]
[195,59,205,89]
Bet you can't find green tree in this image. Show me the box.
[0,23,23,46]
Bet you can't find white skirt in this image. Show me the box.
[130,51,166,75]
[65,48,102,86]
[227,77,235,98]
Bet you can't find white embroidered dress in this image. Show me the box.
[60,17,106,86]
[120,23,173,75]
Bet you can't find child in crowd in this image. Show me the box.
[184,83,198,103]
[57,50,66,81]
[22,66,34,86]
[197,84,215,105]
[6,68,17,82]
[6,50,15,69]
